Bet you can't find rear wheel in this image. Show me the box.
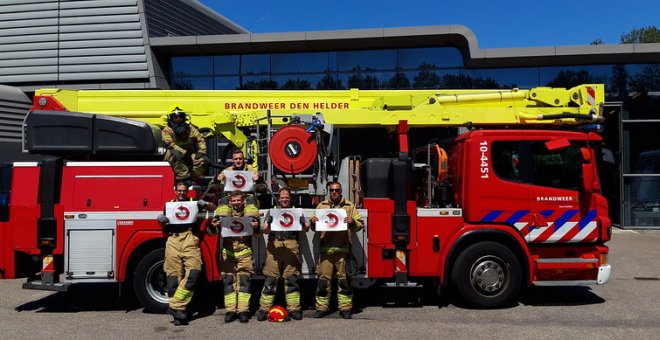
[133,248,169,313]
[451,242,521,308]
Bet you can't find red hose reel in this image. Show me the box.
[268,125,318,174]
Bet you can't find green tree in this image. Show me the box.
[413,63,442,89]
[629,65,660,93]
[384,70,410,89]
[281,78,311,90]
[546,70,596,88]
[242,79,278,90]
[316,72,343,89]
[347,66,381,89]
[620,25,660,43]
[440,74,501,89]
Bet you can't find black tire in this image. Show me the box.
[133,248,169,313]
[451,242,521,308]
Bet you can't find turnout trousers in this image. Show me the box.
[259,239,302,313]
[315,251,352,313]
[220,249,254,313]
[164,230,202,311]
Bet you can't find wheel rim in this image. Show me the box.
[144,259,169,305]
[469,255,508,297]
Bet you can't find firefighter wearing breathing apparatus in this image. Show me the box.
[162,105,207,182]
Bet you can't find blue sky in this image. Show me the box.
[199,0,659,48]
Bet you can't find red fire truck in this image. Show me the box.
[0,85,611,311]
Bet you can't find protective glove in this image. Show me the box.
[197,199,209,209]
[299,216,306,226]
[206,224,218,236]
[266,215,273,224]
[157,214,169,224]
[170,149,184,162]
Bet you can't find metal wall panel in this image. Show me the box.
[0,0,148,86]
[144,0,244,37]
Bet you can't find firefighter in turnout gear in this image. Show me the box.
[156,182,207,325]
[255,187,309,321]
[162,105,207,182]
[210,190,260,323]
[210,149,259,216]
[309,182,364,319]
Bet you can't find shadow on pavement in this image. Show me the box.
[12,279,605,314]
[15,283,140,313]
[519,286,605,306]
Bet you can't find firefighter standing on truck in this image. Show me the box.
[156,182,209,325]
[210,190,260,323]
[309,182,364,319]
[210,149,259,214]
[255,187,309,321]
[162,105,207,183]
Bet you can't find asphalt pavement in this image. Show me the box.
[1,228,659,339]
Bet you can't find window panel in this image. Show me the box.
[214,55,240,75]
[540,65,611,88]
[170,77,213,90]
[398,47,463,69]
[621,122,660,173]
[624,177,660,227]
[462,68,539,89]
[271,52,331,74]
[338,49,397,72]
[241,76,277,89]
[170,56,212,76]
[241,54,270,75]
[214,76,240,90]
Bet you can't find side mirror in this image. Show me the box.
[580,148,594,194]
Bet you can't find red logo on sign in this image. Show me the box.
[174,205,190,221]
[279,212,294,228]
[232,173,246,189]
[325,213,339,228]
[230,220,245,233]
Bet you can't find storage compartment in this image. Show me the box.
[64,221,115,280]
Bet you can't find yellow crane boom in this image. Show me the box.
[34,84,604,152]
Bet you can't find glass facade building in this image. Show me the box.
[169,49,660,229]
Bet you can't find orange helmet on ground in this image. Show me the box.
[267,306,288,322]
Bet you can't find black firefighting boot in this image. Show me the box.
[256,309,268,321]
[238,311,250,323]
[290,310,303,320]
[225,312,238,323]
[167,308,188,325]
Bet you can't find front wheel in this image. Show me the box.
[451,242,521,308]
[133,248,169,313]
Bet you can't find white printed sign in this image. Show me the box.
[165,201,199,224]
[223,170,254,192]
[220,217,255,237]
[269,208,303,232]
[314,209,347,232]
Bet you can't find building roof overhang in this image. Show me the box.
[150,25,660,68]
